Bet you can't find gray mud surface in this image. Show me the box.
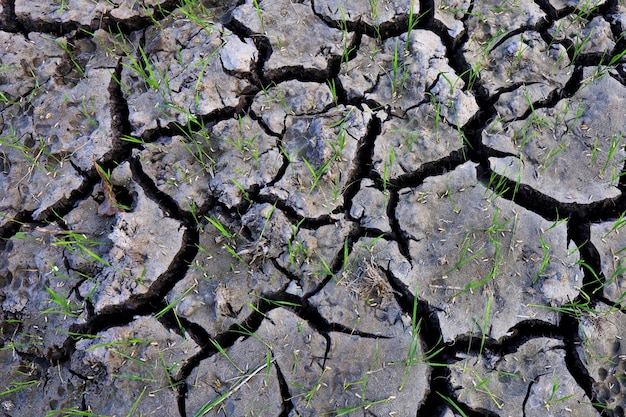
[1,0,626,416]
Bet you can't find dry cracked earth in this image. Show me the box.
[1,0,626,416]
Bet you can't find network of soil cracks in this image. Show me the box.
[1,0,626,416]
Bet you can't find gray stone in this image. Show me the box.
[435,0,470,39]
[139,135,213,208]
[263,105,370,218]
[314,0,419,27]
[76,316,198,416]
[79,162,185,312]
[122,20,246,136]
[466,31,570,97]
[367,31,450,110]
[450,338,597,415]
[350,179,391,232]
[251,80,335,134]
[395,162,580,341]
[220,34,257,73]
[209,115,281,208]
[373,103,465,181]
[231,0,347,77]
[485,74,626,203]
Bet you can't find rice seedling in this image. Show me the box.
[220,127,261,165]
[544,376,574,410]
[223,243,248,267]
[229,322,272,350]
[405,0,418,45]
[382,149,394,193]
[535,235,551,281]
[337,7,356,64]
[155,282,197,319]
[390,39,407,97]
[602,211,626,238]
[528,289,599,318]
[54,38,86,78]
[0,379,39,397]
[205,216,234,240]
[323,396,396,416]
[540,141,569,172]
[484,169,510,202]
[173,115,217,177]
[475,294,492,360]
[194,358,275,416]
[52,231,111,268]
[569,30,594,64]
[45,408,106,416]
[177,0,216,32]
[437,392,468,417]
[287,219,309,268]
[252,0,266,33]
[109,348,159,383]
[600,132,624,178]
[126,386,148,417]
[0,125,69,178]
[301,366,330,407]
[85,337,155,352]
[399,284,421,391]
[327,79,338,106]
[588,42,626,83]
[571,0,603,25]
[445,232,485,275]
[301,155,334,193]
[41,286,83,318]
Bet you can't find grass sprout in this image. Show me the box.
[194,358,275,416]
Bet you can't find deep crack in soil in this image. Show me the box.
[2,0,626,416]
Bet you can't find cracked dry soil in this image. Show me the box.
[1,0,626,416]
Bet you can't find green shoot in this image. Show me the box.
[323,396,396,415]
[471,371,504,409]
[194,359,274,416]
[303,367,330,406]
[126,386,148,417]
[46,408,105,416]
[476,294,492,360]
[437,392,468,417]
[569,29,594,64]
[252,0,266,33]
[249,293,300,309]
[406,0,417,46]
[257,201,277,241]
[41,286,83,317]
[55,38,86,78]
[602,210,626,238]
[0,379,39,396]
[210,339,244,374]
[535,235,551,281]
[400,284,421,391]
[544,376,574,409]
[205,216,234,240]
[302,155,333,193]
[155,283,197,319]
[445,233,486,275]
[600,132,624,178]
[52,232,110,267]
